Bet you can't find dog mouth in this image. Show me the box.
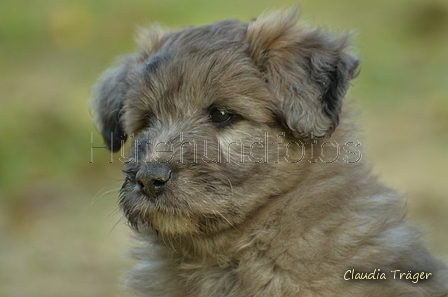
[119,163,237,234]
[119,164,177,229]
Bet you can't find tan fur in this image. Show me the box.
[91,8,448,297]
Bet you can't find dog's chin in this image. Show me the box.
[124,207,233,237]
[120,199,194,236]
[144,212,202,236]
[120,193,237,237]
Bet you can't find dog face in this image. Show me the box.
[91,9,359,237]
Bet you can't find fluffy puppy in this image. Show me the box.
[91,8,448,297]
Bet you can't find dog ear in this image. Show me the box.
[90,56,134,152]
[246,8,360,138]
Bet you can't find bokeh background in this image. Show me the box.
[1,0,447,296]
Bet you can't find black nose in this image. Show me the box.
[136,163,172,196]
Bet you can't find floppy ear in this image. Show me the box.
[90,56,133,152]
[246,8,360,138]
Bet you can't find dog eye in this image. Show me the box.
[209,108,233,124]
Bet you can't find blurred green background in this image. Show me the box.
[0,0,447,296]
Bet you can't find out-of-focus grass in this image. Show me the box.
[0,0,447,296]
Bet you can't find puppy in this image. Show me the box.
[91,8,448,297]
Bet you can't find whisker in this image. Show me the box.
[213,208,239,232]
[91,187,121,205]
[108,215,126,237]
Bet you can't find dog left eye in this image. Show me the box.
[209,108,233,124]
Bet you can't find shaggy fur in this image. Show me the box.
[91,8,448,297]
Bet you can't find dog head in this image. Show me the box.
[91,9,359,237]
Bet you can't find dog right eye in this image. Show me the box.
[209,108,233,125]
